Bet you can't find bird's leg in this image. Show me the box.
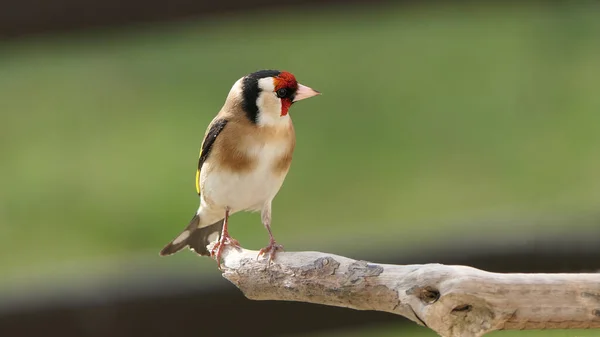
[258,202,284,263]
[210,208,239,269]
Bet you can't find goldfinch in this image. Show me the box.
[160,70,320,267]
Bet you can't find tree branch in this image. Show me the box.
[216,246,600,337]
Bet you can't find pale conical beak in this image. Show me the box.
[293,84,321,102]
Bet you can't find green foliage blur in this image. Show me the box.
[1,1,600,290]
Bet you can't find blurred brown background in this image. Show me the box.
[1,1,600,336]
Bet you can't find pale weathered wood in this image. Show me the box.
[215,245,600,337]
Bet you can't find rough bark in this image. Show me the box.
[216,246,600,337]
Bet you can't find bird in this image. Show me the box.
[159,69,320,268]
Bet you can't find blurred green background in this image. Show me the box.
[1,1,600,336]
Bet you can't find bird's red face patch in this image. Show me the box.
[274,71,298,117]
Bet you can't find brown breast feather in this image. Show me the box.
[210,115,296,175]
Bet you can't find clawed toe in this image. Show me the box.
[211,235,241,270]
[258,241,284,263]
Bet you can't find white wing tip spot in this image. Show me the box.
[172,230,190,245]
[207,232,220,244]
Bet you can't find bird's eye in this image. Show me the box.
[276,88,288,98]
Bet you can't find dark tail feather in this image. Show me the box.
[159,214,224,256]
[187,219,224,255]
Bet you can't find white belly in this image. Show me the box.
[200,142,289,214]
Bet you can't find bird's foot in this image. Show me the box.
[210,235,240,270]
[258,240,284,263]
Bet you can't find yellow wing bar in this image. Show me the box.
[194,119,229,195]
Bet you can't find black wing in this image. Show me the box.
[195,119,228,194]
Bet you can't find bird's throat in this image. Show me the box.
[280,98,292,117]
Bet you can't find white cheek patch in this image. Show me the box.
[256,77,290,126]
[256,91,284,126]
[257,77,275,92]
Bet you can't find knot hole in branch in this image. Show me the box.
[452,304,473,313]
[417,286,440,304]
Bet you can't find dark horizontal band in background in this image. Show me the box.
[1,228,598,337]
